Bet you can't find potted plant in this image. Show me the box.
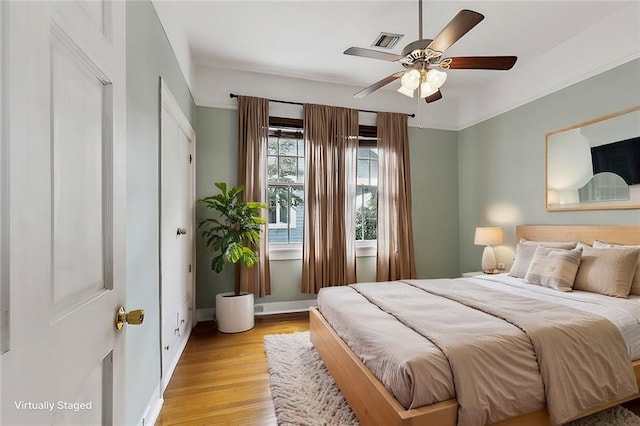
[199,182,267,333]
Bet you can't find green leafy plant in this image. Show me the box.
[198,182,267,295]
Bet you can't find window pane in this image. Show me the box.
[355,187,377,241]
[358,147,370,159]
[267,187,278,225]
[290,186,304,243]
[357,159,370,185]
[297,158,305,184]
[278,157,297,182]
[272,187,287,224]
[268,137,278,155]
[355,187,364,240]
[267,156,278,181]
[267,186,288,243]
[370,159,378,186]
[279,199,288,224]
[279,139,297,156]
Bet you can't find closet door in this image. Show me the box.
[160,79,195,391]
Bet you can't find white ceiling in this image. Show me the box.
[152,0,640,128]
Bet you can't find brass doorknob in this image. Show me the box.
[115,307,145,330]
[177,228,187,235]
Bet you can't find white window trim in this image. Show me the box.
[356,240,377,257]
[269,243,303,260]
[269,240,376,261]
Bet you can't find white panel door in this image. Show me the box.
[2,2,126,425]
[160,79,195,391]
[0,2,7,422]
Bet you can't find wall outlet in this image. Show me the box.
[497,262,506,271]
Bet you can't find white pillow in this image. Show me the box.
[509,239,578,279]
[593,240,640,295]
[524,246,583,291]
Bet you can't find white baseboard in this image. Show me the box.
[196,299,317,321]
[137,382,163,426]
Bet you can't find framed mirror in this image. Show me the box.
[545,105,640,211]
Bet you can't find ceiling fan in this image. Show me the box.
[344,1,517,103]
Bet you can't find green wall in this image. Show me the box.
[126,2,196,424]
[458,59,640,274]
[409,127,460,278]
[195,107,237,309]
[195,107,460,310]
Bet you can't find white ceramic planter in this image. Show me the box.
[215,292,255,333]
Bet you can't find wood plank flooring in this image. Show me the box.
[156,312,640,425]
[156,313,309,426]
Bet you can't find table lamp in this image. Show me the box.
[474,227,504,274]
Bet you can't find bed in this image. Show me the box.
[309,225,640,425]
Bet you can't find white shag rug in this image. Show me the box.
[264,331,640,426]
[264,331,358,426]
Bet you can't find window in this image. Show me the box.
[267,119,304,244]
[355,131,378,241]
[266,118,378,245]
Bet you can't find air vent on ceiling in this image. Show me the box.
[371,32,403,49]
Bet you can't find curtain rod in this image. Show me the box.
[229,93,415,118]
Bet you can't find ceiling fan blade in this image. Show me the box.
[442,56,518,70]
[344,47,404,62]
[354,72,404,98]
[425,89,443,103]
[427,10,484,53]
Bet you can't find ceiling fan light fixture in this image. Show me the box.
[400,69,421,90]
[345,5,516,104]
[426,69,447,89]
[420,81,437,98]
[397,85,415,98]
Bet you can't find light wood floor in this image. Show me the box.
[156,313,309,426]
[156,312,640,425]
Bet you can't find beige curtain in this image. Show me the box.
[237,96,271,297]
[376,112,417,281]
[302,104,358,293]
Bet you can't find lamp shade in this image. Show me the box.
[400,69,421,90]
[419,81,437,98]
[474,227,504,246]
[397,85,414,98]
[426,69,447,89]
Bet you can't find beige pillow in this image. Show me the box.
[524,246,583,291]
[509,239,578,278]
[573,247,640,298]
[593,240,640,295]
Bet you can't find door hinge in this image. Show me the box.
[189,264,192,273]
[189,154,192,164]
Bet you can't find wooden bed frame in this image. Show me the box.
[310,225,640,426]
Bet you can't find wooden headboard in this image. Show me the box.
[516,225,640,246]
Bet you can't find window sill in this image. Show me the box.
[269,241,377,261]
[356,241,377,258]
[269,243,303,261]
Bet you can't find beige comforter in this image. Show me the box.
[317,279,638,425]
